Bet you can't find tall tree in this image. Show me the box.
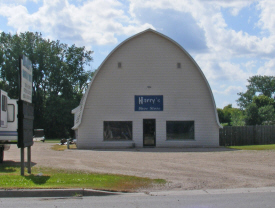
[237,75,275,125]
[217,104,245,126]
[244,103,261,125]
[237,75,275,109]
[244,95,275,125]
[0,31,93,138]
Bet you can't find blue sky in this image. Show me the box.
[0,0,275,109]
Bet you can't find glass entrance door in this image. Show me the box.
[143,119,156,147]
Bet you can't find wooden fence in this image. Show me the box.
[219,125,275,146]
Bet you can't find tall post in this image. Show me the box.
[27,146,31,174]
[21,147,24,176]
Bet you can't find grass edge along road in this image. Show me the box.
[0,164,165,192]
[228,144,275,150]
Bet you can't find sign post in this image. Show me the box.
[18,55,34,176]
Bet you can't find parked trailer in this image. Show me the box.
[0,90,18,163]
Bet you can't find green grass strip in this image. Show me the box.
[0,164,165,192]
[228,144,275,150]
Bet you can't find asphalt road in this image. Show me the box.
[1,188,275,208]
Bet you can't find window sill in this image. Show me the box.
[103,140,133,142]
[166,139,195,141]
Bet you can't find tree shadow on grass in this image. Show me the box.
[0,165,17,173]
[24,174,51,185]
[0,161,37,173]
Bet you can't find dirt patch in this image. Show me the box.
[4,142,275,191]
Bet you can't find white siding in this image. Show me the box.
[76,30,220,149]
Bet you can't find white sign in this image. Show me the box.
[20,55,32,103]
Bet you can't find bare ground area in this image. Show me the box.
[4,142,275,191]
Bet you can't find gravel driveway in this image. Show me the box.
[4,142,275,191]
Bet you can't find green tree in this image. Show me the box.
[243,95,275,125]
[244,103,260,125]
[0,31,93,138]
[237,75,275,125]
[258,105,275,125]
[252,95,275,108]
[217,108,225,124]
[237,75,275,109]
[230,108,245,126]
[217,104,245,126]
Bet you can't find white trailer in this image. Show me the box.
[0,90,18,163]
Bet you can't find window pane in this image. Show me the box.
[104,121,132,141]
[166,121,194,140]
[2,95,7,111]
[7,104,15,122]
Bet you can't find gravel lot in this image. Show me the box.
[4,142,275,191]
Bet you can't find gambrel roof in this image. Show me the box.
[72,29,222,129]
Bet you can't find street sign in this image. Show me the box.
[17,100,34,148]
[18,55,34,175]
[20,55,32,103]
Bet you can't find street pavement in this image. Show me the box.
[0,187,275,208]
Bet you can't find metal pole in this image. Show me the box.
[21,147,24,176]
[67,139,70,149]
[27,146,31,174]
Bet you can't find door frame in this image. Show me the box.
[143,119,156,147]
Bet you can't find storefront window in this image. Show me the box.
[166,121,194,140]
[104,121,132,141]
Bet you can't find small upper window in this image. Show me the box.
[7,104,15,122]
[2,95,7,111]
[118,62,122,68]
[177,63,181,69]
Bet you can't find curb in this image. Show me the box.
[0,189,122,198]
[2,187,275,198]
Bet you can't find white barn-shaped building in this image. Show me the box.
[72,29,222,149]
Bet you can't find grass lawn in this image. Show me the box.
[44,139,61,143]
[1,139,165,191]
[51,144,77,151]
[228,144,275,150]
[0,163,165,192]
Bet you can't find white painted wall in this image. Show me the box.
[74,30,220,149]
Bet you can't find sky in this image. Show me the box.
[0,0,275,109]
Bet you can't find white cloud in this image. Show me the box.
[213,85,244,95]
[1,0,274,57]
[1,0,275,108]
[204,60,250,83]
[243,60,257,73]
[0,0,40,4]
[257,59,275,76]
[219,62,251,81]
[130,0,275,58]
[202,0,256,16]
[257,0,275,35]
[0,5,30,31]
[0,0,153,46]
[128,0,275,88]
[225,85,244,95]
[213,85,244,107]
